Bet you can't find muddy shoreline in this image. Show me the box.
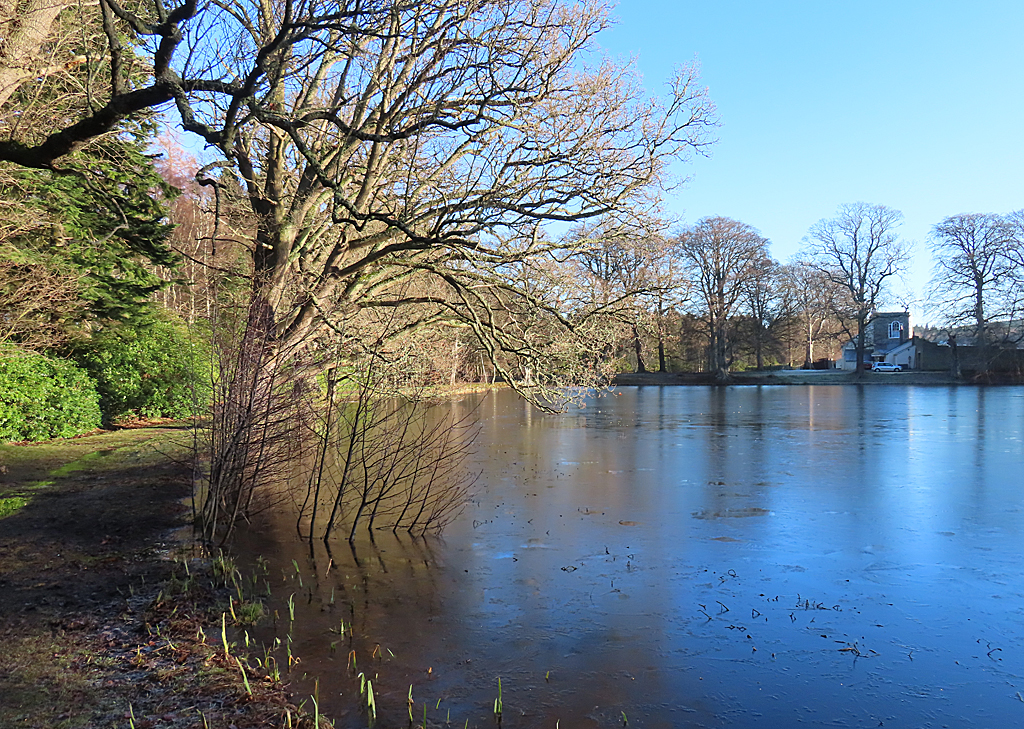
[0,427,318,729]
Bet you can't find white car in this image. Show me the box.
[871,362,902,373]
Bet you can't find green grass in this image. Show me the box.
[235,600,265,625]
[0,496,29,519]
[0,426,189,521]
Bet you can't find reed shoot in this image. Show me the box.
[221,613,229,658]
[235,657,252,696]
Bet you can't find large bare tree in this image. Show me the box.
[927,212,1019,344]
[674,216,769,380]
[806,202,910,376]
[1,0,717,395]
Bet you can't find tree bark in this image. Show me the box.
[854,315,868,377]
[633,324,646,373]
[0,0,73,109]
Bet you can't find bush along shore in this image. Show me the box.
[0,426,327,729]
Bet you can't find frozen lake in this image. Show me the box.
[236,384,1024,728]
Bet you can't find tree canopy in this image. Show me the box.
[674,216,770,379]
[927,212,1021,344]
[0,0,718,397]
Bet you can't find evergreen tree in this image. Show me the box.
[0,124,179,345]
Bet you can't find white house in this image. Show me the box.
[837,311,918,370]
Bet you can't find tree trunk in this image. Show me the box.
[854,315,868,378]
[803,314,814,369]
[0,0,72,109]
[713,317,729,381]
[450,339,461,386]
[974,282,986,345]
[657,298,667,372]
[633,324,646,373]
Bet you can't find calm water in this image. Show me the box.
[235,385,1024,728]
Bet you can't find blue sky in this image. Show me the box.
[600,1,1023,324]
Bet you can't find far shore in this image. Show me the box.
[612,370,971,386]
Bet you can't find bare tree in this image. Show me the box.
[648,237,692,372]
[674,216,769,380]
[197,295,311,545]
[927,213,1018,344]
[0,1,717,400]
[1003,208,1024,334]
[1009,209,1024,254]
[569,217,674,373]
[805,203,910,376]
[779,260,850,368]
[739,250,786,370]
[3,0,721,538]
[0,257,80,350]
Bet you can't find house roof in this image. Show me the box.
[841,338,916,355]
[886,339,915,355]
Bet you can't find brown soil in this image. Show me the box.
[0,427,318,729]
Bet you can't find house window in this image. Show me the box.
[888,320,903,339]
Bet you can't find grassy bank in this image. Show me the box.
[0,427,324,729]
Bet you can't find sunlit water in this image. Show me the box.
[234,385,1024,728]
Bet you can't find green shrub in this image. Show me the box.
[0,346,102,441]
[76,315,211,422]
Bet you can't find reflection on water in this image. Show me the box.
[233,385,1024,728]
